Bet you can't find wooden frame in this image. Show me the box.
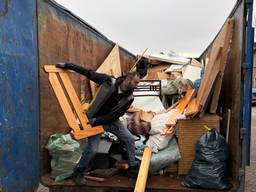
[44,65,104,140]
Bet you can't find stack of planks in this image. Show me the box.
[185,18,234,116]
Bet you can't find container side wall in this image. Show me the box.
[38,0,135,176]
[200,1,244,178]
[0,0,39,191]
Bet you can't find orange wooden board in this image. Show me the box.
[44,65,104,139]
[134,147,152,192]
[165,89,196,127]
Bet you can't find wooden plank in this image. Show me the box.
[165,89,196,127]
[156,72,173,80]
[185,46,222,117]
[144,65,170,80]
[184,98,199,116]
[90,44,122,96]
[59,72,104,136]
[209,18,234,113]
[115,162,129,170]
[44,65,69,73]
[190,58,202,67]
[134,147,152,192]
[85,175,105,182]
[59,72,91,129]
[72,126,104,140]
[48,73,80,132]
[82,102,90,110]
[130,48,148,71]
[140,54,189,65]
[196,46,223,108]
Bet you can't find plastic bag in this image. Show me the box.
[45,133,82,182]
[149,137,180,175]
[183,128,229,190]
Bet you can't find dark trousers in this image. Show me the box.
[74,120,136,174]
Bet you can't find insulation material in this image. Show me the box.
[182,65,201,82]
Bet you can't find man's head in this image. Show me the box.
[120,71,141,93]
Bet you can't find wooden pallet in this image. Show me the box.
[44,65,104,140]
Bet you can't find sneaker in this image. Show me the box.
[127,164,139,178]
[72,172,86,186]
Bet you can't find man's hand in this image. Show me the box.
[56,62,68,69]
[88,118,97,126]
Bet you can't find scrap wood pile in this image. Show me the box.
[133,18,234,136]
[134,18,234,191]
[138,53,202,82]
[44,13,234,191]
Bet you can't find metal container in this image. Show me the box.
[0,0,253,191]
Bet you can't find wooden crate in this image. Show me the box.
[177,114,221,175]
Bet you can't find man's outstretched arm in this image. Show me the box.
[56,63,112,85]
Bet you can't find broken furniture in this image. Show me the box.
[44,65,104,140]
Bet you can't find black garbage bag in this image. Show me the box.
[183,128,230,190]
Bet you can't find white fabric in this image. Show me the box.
[150,110,175,135]
[131,95,164,113]
[146,110,175,152]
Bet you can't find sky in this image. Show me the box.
[55,0,254,57]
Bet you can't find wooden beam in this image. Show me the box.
[134,147,152,192]
[190,58,202,67]
[72,126,104,140]
[140,54,189,65]
[59,72,104,136]
[184,98,199,116]
[44,65,69,73]
[48,73,80,132]
[209,18,234,113]
[82,102,90,111]
[130,48,148,71]
[196,46,223,107]
[59,72,91,129]
[115,162,129,170]
[165,89,196,127]
[84,175,105,182]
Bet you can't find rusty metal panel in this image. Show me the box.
[38,0,136,176]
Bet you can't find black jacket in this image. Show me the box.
[65,63,134,126]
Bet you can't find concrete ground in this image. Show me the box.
[245,107,256,192]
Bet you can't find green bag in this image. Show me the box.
[45,133,82,182]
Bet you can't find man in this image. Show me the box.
[56,63,141,185]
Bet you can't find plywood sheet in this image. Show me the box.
[210,19,234,113]
[90,44,121,96]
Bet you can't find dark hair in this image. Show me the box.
[125,71,141,79]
